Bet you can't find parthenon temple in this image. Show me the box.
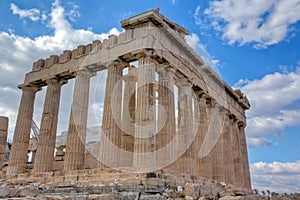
[1,9,252,195]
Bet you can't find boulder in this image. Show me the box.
[237,195,268,200]
[119,192,140,200]
[16,186,39,197]
[86,194,117,200]
[139,194,167,200]
[219,196,239,200]
[184,183,200,199]
[0,187,10,198]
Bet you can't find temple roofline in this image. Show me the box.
[121,8,190,35]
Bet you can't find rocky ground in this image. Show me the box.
[0,169,298,199]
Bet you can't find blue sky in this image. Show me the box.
[0,0,300,193]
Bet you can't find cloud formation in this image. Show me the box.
[0,0,120,137]
[10,3,41,22]
[250,161,300,193]
[235,67,300,146]
[201,0,300,48]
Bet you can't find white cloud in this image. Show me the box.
[1,0,121,138]
[66,2,80,22]
[10,3,40,22]
[41,13,48,21]
[202,0,300,48]
[250,161,300,193]
[235,67,300,146]
[194,6,201,25]
[171,0,177,4]
[247,137,272,148]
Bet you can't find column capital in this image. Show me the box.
[238,121,246,128]
[229,114,238,123]
[156,64,175,72]
[123,66,137,82]
[46,78,68,86]
[210,98,220,108]
[219,106,227,114]
[138,54,156,65]
[109,60,129,70]
[195,90,210,100]
[176,77,191,87]
[18,84,41,93]
[75,69,95,77]
[123,74,137,82]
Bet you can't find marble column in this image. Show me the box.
[194,94,212,178]
[209,101,225,182]
[64,70,92,171]
[133,55,156,170]
[156,66,176,169]
[231,117,244,186]
[176,78,194,175]
[100,61,124,169]
[34,78,63,172]
[239,122,251,189]
[220,109,235,184]
[0,116,8,165]
[7,85,40,174]
[120,66,137,167]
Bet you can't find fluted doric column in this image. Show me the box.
[209,101,225,182]
[64,70,93,171]
[34,78,64,172]
[120,66,137,167]
[133,55,156,170]
[231,117,244,186]
[176,78,194,175]
[220,109,235,184]
[194,93,212,178]
[0,116,8,165]
[7,85,40,174]
[99,61,124,169]
[156,66,176,169]
[239,122,251,189]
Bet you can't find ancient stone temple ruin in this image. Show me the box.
[1,9,252,199]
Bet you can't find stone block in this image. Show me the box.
[0,187,10,198]
[92,40,101,51]
[64,175,78,182]
[32,61,39,71]
[72,49,79,59]
[220,190,235,197]
[53,174,64,183]
[16,186,39,197]
[143,178,165,186]
[77,45,86,56]
[78,174,92,182]
[109,35,118,46]
[37,59,45,69]
[48,55,59,67]
[59,50,72,63]
[199,185,213,198]
[86,194,116,200]
[270,197,291,200]
[102,39,109,49]
[184,183,200,199]
[85,44,92,54]
[120,191,140,199]
[139,194,167,200]
[237,195,268,200]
